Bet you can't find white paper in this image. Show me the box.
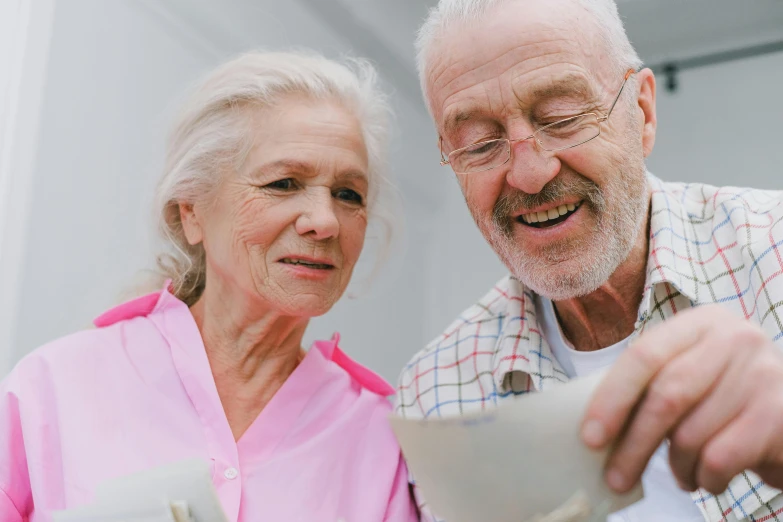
[51,503,177,522]
[52,458,227,522]
[390,371,643,522]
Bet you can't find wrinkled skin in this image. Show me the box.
[425,0,783,497]
[180,96,370,439]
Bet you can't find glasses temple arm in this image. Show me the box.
[439,136,449,165]
[605,68,636,119]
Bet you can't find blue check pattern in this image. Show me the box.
[396,174,783,522]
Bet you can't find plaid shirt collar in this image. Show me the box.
[642,174,701,302]
[491,173,708,394]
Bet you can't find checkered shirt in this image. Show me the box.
[396,174,783,522]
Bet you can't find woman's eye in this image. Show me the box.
[335,189,364,205]
[265,178,296,190]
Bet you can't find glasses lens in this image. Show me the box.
[451,139,510,174]
[537,114,600,151]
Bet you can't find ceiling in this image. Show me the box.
[336,0,783,63]
[332,0,783,97]
[153,0,783,107]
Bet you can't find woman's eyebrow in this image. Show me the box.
[258,159,314,175]
[337,170,369,183]
[252,160,367,184]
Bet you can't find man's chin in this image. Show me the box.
[505,253,612,300]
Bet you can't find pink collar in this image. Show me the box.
[94,284,395,397]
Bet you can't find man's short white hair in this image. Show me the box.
[416,0,644,113]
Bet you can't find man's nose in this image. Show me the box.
[505,138,561,194]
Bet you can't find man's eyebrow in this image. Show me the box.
[525,74,600,104]
[442,75,601,134]
[443,108,481,136]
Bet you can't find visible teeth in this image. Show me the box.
[521,202,582,225]
[527,211,551,223]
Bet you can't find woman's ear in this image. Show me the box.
[179,202,204,246]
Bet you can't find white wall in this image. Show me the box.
[13,0,215,363]
[6,0,782,383]
[648,51,783,189]
[0,0,55,375]
[423,52,783,341]
[8,0,438,383]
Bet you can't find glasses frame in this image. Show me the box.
[439,68,637,174]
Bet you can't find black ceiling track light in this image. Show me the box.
[651,40,783,93]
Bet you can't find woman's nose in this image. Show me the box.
[294,190,340,240]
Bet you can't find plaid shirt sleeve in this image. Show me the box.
[643,179,783,521]
[694,472,783,521]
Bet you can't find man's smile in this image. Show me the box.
[515,201,583,228]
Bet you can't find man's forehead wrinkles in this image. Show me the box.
[435,44,585,128]
[432,39,555,107]
[437,62,533,133]
[441,67,589,135]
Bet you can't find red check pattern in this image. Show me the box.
[396,175,783,522]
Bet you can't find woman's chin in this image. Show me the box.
[273,292,342,319]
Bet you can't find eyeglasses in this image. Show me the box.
[439,68,637,174]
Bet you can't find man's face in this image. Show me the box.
[426,0,652,299]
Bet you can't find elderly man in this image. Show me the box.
[396,0,783,521]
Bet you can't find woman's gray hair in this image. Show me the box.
[416,0,644,114]
[153,50,393,305]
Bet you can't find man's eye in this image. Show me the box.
[464,140,502,156]
[546,119,576,130]
[265,178,296,190]
[335,189,364,205]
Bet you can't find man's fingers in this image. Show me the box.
[603,343,723,492]
[694,357,783,493]
[668,345,750,490]
[582,308,711,449]
[695,409,772,494]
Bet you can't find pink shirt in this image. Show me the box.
[0,285,417,522]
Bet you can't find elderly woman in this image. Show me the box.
[0,51,417,521]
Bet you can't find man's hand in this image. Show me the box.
[580,304,783,495]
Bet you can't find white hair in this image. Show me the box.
[416,0,644,113]
[153,50,394,305]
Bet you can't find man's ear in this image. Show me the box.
[636,68,657,158]
[179,202,203,246]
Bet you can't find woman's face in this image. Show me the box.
[181,96,370,318]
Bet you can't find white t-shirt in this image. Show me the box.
[537,296,705,522]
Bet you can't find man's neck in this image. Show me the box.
[553,211,651,352]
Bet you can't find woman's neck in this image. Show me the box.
[189,284,308,440]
